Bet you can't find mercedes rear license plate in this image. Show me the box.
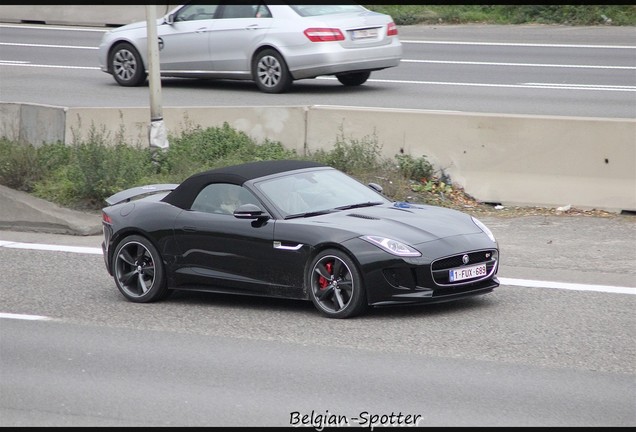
[352,28,378,40]
[449,263,487,282]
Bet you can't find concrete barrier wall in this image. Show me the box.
[2,7,633,213]
[62,105,309,154]
[0,5,178,27]
[305,107,636,213]
[1,102,634,213]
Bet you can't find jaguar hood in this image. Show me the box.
[302,202,486,245]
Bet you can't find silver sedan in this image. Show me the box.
[97,3,403,93]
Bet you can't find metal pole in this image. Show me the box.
[145,5,168,150]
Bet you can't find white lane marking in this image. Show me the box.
[9,61,631,92]
[3,41,633,69]
[0,240,102,255]
[0,62,100,70]
[4,63,632,92]
[401,40,636,49]
[499,277,635,295]
[1,25,632,49]
[1,239,633,295]
[0,42,97,49]
[0,24,108,32]
[2,276,634,323]
[525,82,635,89]
[5,25,633,49]
[316,76,636,92]
[401,59,636,70]
[2,51,631,71]
[0,312,51,320]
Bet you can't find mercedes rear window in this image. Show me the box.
[289,5,366,17]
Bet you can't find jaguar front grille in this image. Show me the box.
[431,249,498,286]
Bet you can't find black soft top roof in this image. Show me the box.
[162,159,327,209]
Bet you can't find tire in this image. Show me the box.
[252,49,292,94]
[112,235,170,303]
[336,71,371,86]
[307,249,368,319]
[109,42,146,87]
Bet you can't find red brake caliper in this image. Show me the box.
[318,262,333,290]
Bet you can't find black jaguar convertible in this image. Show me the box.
[101,160,499,318]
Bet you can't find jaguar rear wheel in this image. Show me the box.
[112,235,169,302]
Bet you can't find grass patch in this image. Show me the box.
[0,122,466,211]
[365,5,636,26]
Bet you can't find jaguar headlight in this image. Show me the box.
[361,235,421,257]
[471,216,496,243]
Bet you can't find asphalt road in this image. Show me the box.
[1,213,635,426]
[1,313,633,427]
[1,21,635,427]
[0,23,634,118]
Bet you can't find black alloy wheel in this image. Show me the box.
[308,249,368,319]
[112,235,169,302]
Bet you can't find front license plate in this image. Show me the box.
[449,263,487,282]
[352,28,378,40]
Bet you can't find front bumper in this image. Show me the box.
[369,278,499,307]
[342,235,500,306]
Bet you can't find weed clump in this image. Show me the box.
[0,121,455,211]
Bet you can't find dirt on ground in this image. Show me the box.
[403,184,628,220]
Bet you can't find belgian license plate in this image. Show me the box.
[449,263,487,282]
[352,28,378,40]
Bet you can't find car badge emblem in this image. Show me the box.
[462,254,469,264]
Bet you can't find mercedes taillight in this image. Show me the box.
[304,28,345,42]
